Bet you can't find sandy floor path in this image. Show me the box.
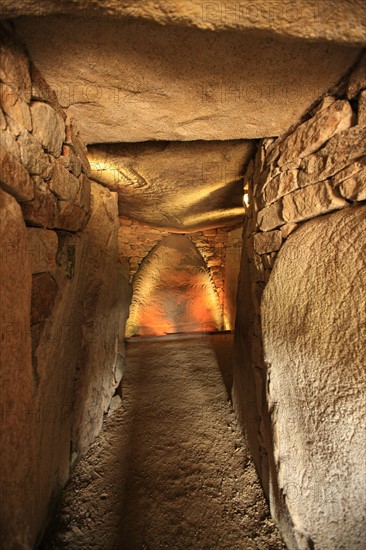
[42,334,285,550]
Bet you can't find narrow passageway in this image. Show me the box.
[42,335,285,549]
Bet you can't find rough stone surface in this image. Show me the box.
[26,227,58,273]
[358,89,366,126]
[15,17,361,143]
[17,130,53,177]
[30,101,65,157]
[31,271,58,324]
[0,81,32,130]
[282,181,347,223]
[274,100,354,167]
[0,188,36,550]
[280,223,298,239]
[0,145,34,201]
[56,200,88,232]
[49,158,80,202]
[21,185,58,228]
[347,52,366,99]
[257,201,284,231]
[89,141,253,230]
[5,1,366,45]
[71,182,131,455]
[0,24,32,102]
[261,206,366,550]
[337,167,366,201]
[254,231,282,254]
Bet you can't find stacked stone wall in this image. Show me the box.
[233,52,366,550]
[0,24,131,548]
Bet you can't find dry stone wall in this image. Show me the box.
[233,52,366,550]
[119,216,242,331]
[0,24,131,548]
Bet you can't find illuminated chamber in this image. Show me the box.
[125,235,222,337]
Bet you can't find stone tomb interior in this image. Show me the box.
[0,3,365,549]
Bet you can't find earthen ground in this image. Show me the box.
[42,334,285,549]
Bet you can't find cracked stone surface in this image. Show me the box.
[15,16,361,143]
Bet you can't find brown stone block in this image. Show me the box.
[254,231,282,255]
[31,272,58,324]
[276,100,354,167]
[337,167,366,201]
[282,181,347,223]
[257,201,284,231]
[358,90,366,127]
[0,82,32,131]
[26,228,58,273]
[0,146,34,201]
[48,158,80,202]
[21,187,57,228]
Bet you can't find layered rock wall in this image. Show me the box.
[0,25,131,548]
[233,53,366,549]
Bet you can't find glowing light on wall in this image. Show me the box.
[125,235,222,337]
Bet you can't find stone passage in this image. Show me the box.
[42,335,285,549]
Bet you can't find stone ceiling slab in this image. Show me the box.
[15,16,361,143]
[4,1,366,46]
[88,140,254,231]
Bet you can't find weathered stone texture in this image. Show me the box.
[16,16,361,142]
[358,89,366,127]
[234,63,366,550]
[26,227,58,273]
[282,181,347,223]
[273,100,354,167]
[257,201,284,231]
[21,185,58,228]
[89,140,253,231]
[0,24,32,102]
[337,167,366,201]
[0,145,34,201]
[30,101,65,157]
[262,206,366,550]
[0,188,36,550]
[347,52,366,99]
[17,130,53,177]
[31,271,58,324]
[254,231,282,254]
[0,81,32,130]
[71,183,131,455]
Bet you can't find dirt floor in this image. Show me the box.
[42,334,285,549]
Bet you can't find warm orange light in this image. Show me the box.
[125,235,222,337]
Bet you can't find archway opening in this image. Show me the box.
[125,235,222,337]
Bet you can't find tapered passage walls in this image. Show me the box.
[0,26,131,548]
[126,235,222,336]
